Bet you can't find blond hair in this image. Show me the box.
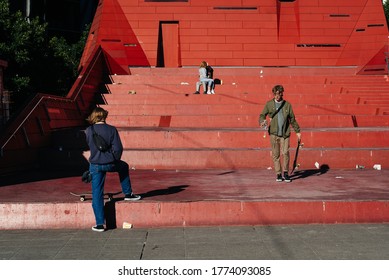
[86,107,108,124]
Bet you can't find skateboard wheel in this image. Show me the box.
[80,196,85,202]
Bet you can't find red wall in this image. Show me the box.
[81,0,389,71]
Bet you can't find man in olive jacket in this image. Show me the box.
[259,85,301,182]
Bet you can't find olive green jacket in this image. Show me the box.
[259,99,300,138]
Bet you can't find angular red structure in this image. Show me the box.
[80,0,389,73]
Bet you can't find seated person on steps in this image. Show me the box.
[194,61,215,94]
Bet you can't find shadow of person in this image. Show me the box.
[291,164,330,180]
[112,185,189,202]
[140,184,189,199]
[104,200,117,230]
[0,126,90,187]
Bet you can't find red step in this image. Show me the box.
[106,83,343,95]
[100,68,389,170]
[107,114,389,128]
[101,103,381,116]
[103,92,360,105]
[116,127,389,149]
[83,148,389,170]
[127,67,353,77]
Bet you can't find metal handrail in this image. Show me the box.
[0,46,103,152]
[67,46,103,101]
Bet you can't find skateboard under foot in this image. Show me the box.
[70,191,122,201]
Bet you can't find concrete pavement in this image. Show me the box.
[1,223,389,260]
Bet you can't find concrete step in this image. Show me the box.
[110,76,339,86]
[102,68,389,171]
[362,100,389,105]
[107,114,389,128]
[115,71,369,83]
[344,89,389,95]
[1,169,389,229]
[110,78,389,93]
[116,127,389,149]
[82,147,389,169]
[126,67,366,79]
[103,92,362,105]
[328,79,389,84]
[106,83,344,95]
[379,107,389,114]
[358,96,389,102]
[34,128,389,171]
[100,103,382,116]
[127,67,346,78]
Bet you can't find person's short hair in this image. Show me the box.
[86,107,108,124]
[272,85,284,95]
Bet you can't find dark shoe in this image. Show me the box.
[92,225,105,232]
[124,193,141,201]
[283,172,291,182]
[276,174,283,182]
[194,91,200,94]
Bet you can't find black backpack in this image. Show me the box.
[91,125,110,152]
[206,65,214,79]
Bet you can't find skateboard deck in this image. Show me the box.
[70,191,121,201]
[292,139,303,173]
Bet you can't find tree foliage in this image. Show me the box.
[384,1,389,28]
[0,0,88,116]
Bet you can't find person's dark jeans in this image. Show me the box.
[89,160,133,225]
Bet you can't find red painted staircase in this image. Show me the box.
[89,67,389,171]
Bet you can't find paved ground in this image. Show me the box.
[1,168,388,264]
[1,168,388,203]
[1,168,389,229]
[1,223,389,260]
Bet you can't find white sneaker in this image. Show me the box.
[207,91,211,94]
[92,225,105,232]
[124,193,142,201]
[211,90,215,94]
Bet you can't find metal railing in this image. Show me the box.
[0,46,103,154]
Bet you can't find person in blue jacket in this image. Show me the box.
[85,107,141,232]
